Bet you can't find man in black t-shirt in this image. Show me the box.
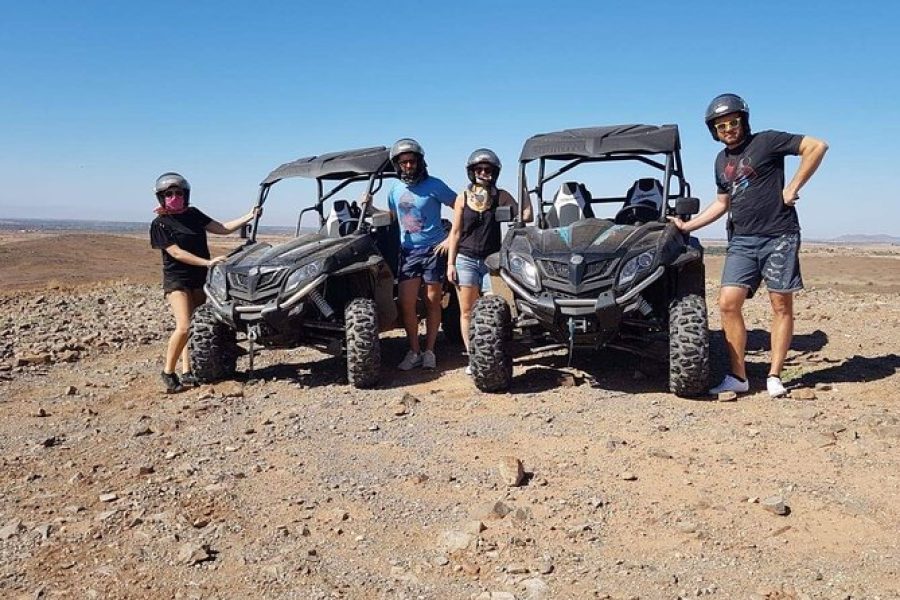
[670,94,828,398]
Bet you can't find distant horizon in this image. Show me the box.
[2,216,898,245]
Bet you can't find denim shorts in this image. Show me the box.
[722,233,803,297]
[455,253,493,293]
[398,244,447,284]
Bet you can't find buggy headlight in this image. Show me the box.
[618,250,656,286]
[285,261,322,293]
[208,264,227,299]
[509,253,539,289]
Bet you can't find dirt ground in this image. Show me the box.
[1,232,899,600]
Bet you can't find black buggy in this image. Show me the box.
[188,146,460,389]
[468,124,710,396]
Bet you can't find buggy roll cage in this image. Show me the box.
[247,147,398,242]
[515,124,692,229]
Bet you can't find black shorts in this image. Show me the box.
[398,244,447,284]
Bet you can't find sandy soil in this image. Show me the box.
[1,233,898,600]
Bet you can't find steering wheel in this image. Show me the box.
[615,205,656,226]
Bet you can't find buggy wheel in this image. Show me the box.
[469,295,513,392]
[189,303,239,383]
[441,288,463,345]
[668,292,710,397]
[345,298,381,388]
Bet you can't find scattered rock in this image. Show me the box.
[717,391,738,402]
[98,493,118,503]
[761,495,789,516]
[64,385,77,396]
[791,388,817,401]
[649,448,673,459]
[0,519,25,540]
[498,456,525,487]
[177,542,213,565]
[474,500,512,521]
[521,578,550,600]
[620,472,638,481]
[437,529,474,553]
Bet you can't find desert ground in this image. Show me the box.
[1,232,899,600]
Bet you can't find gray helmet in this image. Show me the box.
[390,138,427,185]
[154,172,191,203]
[704,93,750,140]
[465,148,502,185]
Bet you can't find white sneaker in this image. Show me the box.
[710,374,749,395]
[767,376,788,398]
[465,365,473,376]
[421,350,436,370]
[398,350,422,371]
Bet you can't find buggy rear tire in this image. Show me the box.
[441,288,463,345]
[189,303,239,383]
[668,292,710,397]
[345,298,381,389]
[469,295,513,392]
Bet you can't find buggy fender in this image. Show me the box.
[331,254,384,276]
[670,246,702,268]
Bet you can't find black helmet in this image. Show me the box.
[704,93,750,140]
[154,172,191,203]
[465,148,502,185]
[390,138,427,185]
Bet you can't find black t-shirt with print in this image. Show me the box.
[715,130,804,236]
[149,207,213,290]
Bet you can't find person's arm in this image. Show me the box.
[669,192,730,233]
[206,207,262,235]
[783,136,829,205]
[164,244,226,268]
[499,189,532,223]
[446,192,466,283]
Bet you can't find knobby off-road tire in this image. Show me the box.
[345,298,381,389]
[441,289,463,345]
[469,295,513,392]
[189,303,239,383]
[668,292,710,397]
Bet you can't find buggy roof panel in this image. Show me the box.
[519,124,680,162]
[261,146,395,184]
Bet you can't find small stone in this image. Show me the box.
[791,388,817,401]
[392,402,408,416]
[0,519,25,540]
[213,381,244,398]
[35,524,52,540]
[463,520,486,535]
[64,385,77,396]
[717,391,738,402]
[32,408,50,418]
[620,472,638,481]
[498,456,525,487]
[178,542,212,565]
[98,493,118,503]
[537,561,555,575]
[411,473,429,484]
[132,425,153,437]
[507,563,529,574]
[521,577,550,600]
[368,424,380,432]
[41,436,60,448]
[762,495,789,516]
[434,555,450,566]
[437,530,474,553]
[461,561,481,575]
[649,448,673,459]
[137,465,155,476]
[474,500,512,521]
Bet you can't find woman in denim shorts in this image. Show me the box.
[447,149,532,373]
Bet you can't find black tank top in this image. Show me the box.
[458,189,502,259]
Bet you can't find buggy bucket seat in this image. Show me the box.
[615,178,663,225]
[323,199,361,237]
[546,182,594,228]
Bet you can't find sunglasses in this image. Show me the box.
[473,165,493,174]
[714,117,742,132]
[163,189,184,198]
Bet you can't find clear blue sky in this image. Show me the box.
[2,0,898,239]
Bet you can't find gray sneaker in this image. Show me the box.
[398,350,422,371]
[421,350,436,370]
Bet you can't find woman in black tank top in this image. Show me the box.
[447,149,532,372]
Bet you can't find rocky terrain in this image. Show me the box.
[1,233,899,599]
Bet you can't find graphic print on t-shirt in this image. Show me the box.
[723,157,758,201]
[398,190,424,233]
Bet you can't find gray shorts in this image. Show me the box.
[455,253,493,293]
[722,233,803,297]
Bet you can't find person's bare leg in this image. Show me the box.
[165,290,192,374]
[423,282,443,352]
[768,291,794,377]
[398,278,422,353]
[456,285,481,351]
[719,286,749,379]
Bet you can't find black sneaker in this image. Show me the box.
[180,372,200,387]
[160,371,184,394]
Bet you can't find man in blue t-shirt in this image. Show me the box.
[670,94,828,398]
[387,138,457,371]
